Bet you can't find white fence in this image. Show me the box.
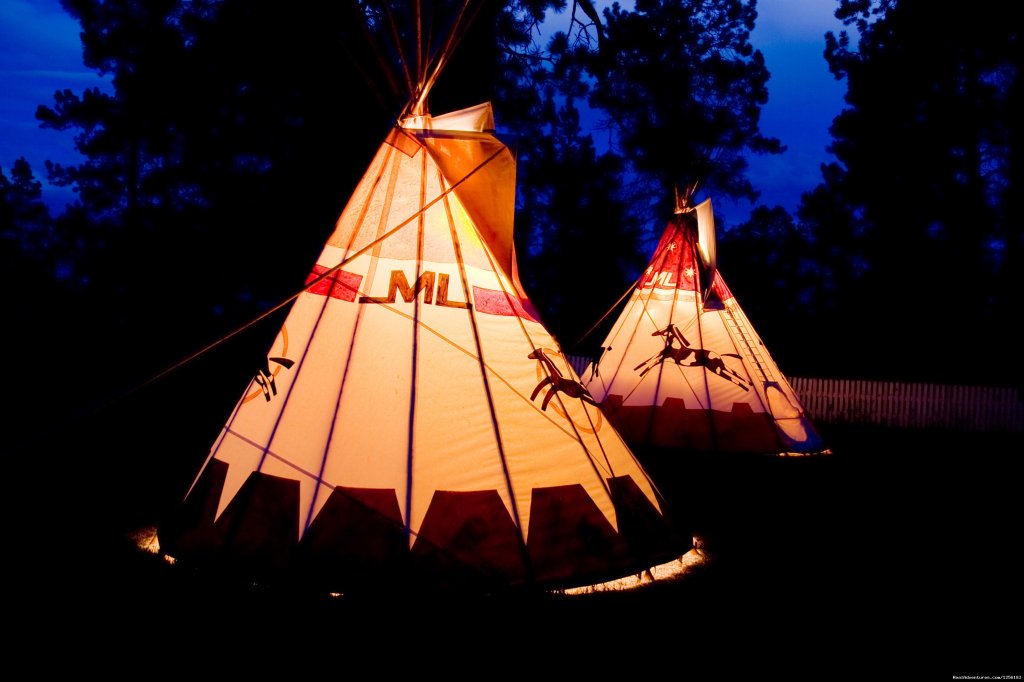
[566,354,1024,432]
[789,377,1024,433]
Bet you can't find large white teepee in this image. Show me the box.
[581,196,828,457]
[159,103,682,591]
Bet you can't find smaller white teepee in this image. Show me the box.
[581,194,828,456]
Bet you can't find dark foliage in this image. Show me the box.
[792,0,1023,383]
[585,0,782,213]
[512,0,782,349]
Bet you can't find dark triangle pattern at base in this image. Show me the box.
[160,460,300,577]
[158,465,687,593]
[410,490,527,591]
[299,486,409,590]
[603,395,783,455]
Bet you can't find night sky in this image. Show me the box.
[0,0,846,221]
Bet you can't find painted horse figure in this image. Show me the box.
[634,324,750,391]
[528,348,600,411]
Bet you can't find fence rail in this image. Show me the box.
[789,377,1024,432]
[566,354,1023,432]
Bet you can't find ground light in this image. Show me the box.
[132,525,709,594]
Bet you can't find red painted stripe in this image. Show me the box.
[305,265,363,302]
[472,286,540,322]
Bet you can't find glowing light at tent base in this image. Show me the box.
[559,537,710,595]
[778,449,832,457]
[133,526,161,554]
[132,526,177,564]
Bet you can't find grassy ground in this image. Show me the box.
[3,422,1018,675]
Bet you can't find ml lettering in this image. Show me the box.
[641,271,678,289]
[359,269,469,309]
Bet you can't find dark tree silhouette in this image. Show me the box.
[515,91,646,352]
[36,1,398,344]
[0,159,87,451]
[585,0,782,222]
[508,15,646,350]
[797,0,1022,383]
[510,0,784,346]
[1,158,53,270]
[720,205,820,372]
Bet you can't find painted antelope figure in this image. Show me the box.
[528,348,600,411]
[635,324,750,391]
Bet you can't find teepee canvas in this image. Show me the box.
[158,103,682,591]
[581,195,827,456]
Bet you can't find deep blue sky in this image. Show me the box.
[0,0,846,222]
[0,0,105,210]
[723,0,846,223]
